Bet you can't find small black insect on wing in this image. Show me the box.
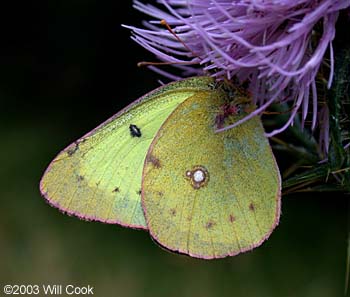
[129,124,142,137]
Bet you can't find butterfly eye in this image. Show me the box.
[129,124,142,137]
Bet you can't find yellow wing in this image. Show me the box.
[142,86,281,257]
[40,77,214,229]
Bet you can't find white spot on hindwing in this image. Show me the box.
[185,165,209,189]
[193,170,205,183]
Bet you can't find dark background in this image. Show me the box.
[0,1,348,296]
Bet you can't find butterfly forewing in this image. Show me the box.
[40,77,214,228]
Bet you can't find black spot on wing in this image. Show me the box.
[77,175,84,181]
[129,124,142,137]
[229,214,236,223]
[67,141,79,156]
[205,221,215,230]
[146,154,161,168]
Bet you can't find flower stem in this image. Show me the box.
[283,28,350,194]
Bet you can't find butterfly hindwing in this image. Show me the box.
[142,87,281,258]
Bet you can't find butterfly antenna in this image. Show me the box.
[160,19,199,59]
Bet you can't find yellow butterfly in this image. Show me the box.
[40,76,281,259]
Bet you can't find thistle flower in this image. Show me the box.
[127,0,350,155]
